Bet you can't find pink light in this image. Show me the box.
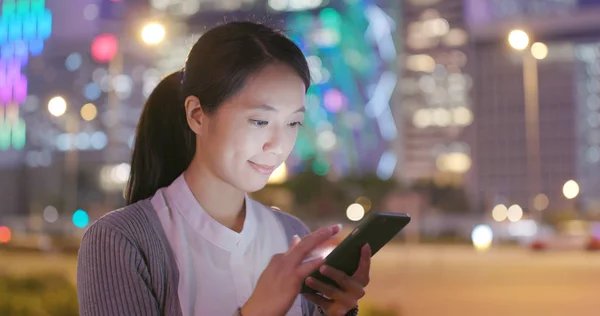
[0,83,11,104]
[7,60,20,79]
[323,89,347,113]
[14,75,26,104]
[91,33,119,63]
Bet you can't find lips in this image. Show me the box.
[248,161,277,175]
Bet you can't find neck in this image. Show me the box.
[183,156,246,232]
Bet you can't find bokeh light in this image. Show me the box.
[492,204,508,222]
[80,103,98,121]
[356,196,372,212]
[0,226,11,243]
[91,33,118,62]
[508,29,530,50]
[141,22,166,45]
[48,96,67,117]
[65,53,83,71]
[43,205,59,223]
[346,203,365,221]
[507,205,523,222]
[72,209,89,228]
[533,194,549,211]
[531,42,548,60]
[471,224,493,252]
[563,180,580,199]
[84,82,102,101]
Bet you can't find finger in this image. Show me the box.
[296,256,325,277]
[305,277,346,301]
[287,224,341,263]
[290,234,301,248]
[302,293,332,311]
[319,266,363,296]
[352,243,372,286]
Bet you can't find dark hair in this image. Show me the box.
[125,21,311,204]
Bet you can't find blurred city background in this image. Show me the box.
[1,0,600,315]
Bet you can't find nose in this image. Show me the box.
[263,130,284,155]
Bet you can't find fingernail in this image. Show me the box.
[331,223,342,233]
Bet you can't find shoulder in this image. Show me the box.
[81,199,156,248]
[248,197,310,237]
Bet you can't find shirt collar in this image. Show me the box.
[164,174,257,252]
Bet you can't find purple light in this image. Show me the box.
[0,83,11,104]
[324,89,347,113]
[14,75,26,104]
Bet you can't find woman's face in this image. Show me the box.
[190,63,306,192]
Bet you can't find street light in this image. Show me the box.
[563,180,580,200]
[141,22,166,45]
[508,30,542,219]
[47,96,80,220]
[48,96,67,117]
[508,29,529,50]
[531,42,548,60]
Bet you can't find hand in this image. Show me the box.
[241,224,342,316]
[303,244,371,316]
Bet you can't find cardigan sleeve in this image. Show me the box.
[77,219,161,316]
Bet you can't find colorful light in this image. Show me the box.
[0,226,11,243]
[0,0,53,151]
[91,33,118,63]
[72,209,89,228]
[286,2,398,177]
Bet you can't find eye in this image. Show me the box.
[249,119,268,127]
[289,121,303,128]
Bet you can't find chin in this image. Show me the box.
[236,177,270,193]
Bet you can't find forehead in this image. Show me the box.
[228,63,306,111]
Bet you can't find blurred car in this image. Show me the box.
[529,220,600,252]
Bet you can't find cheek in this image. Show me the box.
[282,129,299,155]
[229,128,265,159]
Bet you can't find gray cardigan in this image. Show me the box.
[76,198,318,316]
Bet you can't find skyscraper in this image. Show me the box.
[465,0,600,213]
[399,0,473,183]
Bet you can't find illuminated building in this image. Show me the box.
[466,0,600,212]
[400,0,473,183]
[0,0,52,152]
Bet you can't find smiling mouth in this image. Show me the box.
[248,161,277,174]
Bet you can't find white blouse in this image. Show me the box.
[151,174,303,316]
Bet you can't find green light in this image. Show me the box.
[16,0,29,14]
[312,158,329,176]
[11,119,26,150]
[319,8,341,29]
[0,122,11,151]
[294,131,315,160]
[31,0,45,11]
[2,0,16,16]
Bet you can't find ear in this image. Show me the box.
[184,95,205,135]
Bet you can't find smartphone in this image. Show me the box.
[301,212,411,295]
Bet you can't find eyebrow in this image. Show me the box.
[256,104,305,113]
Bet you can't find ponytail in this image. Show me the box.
[125,72,195,205]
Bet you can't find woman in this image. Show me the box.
[77,21,371,316]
